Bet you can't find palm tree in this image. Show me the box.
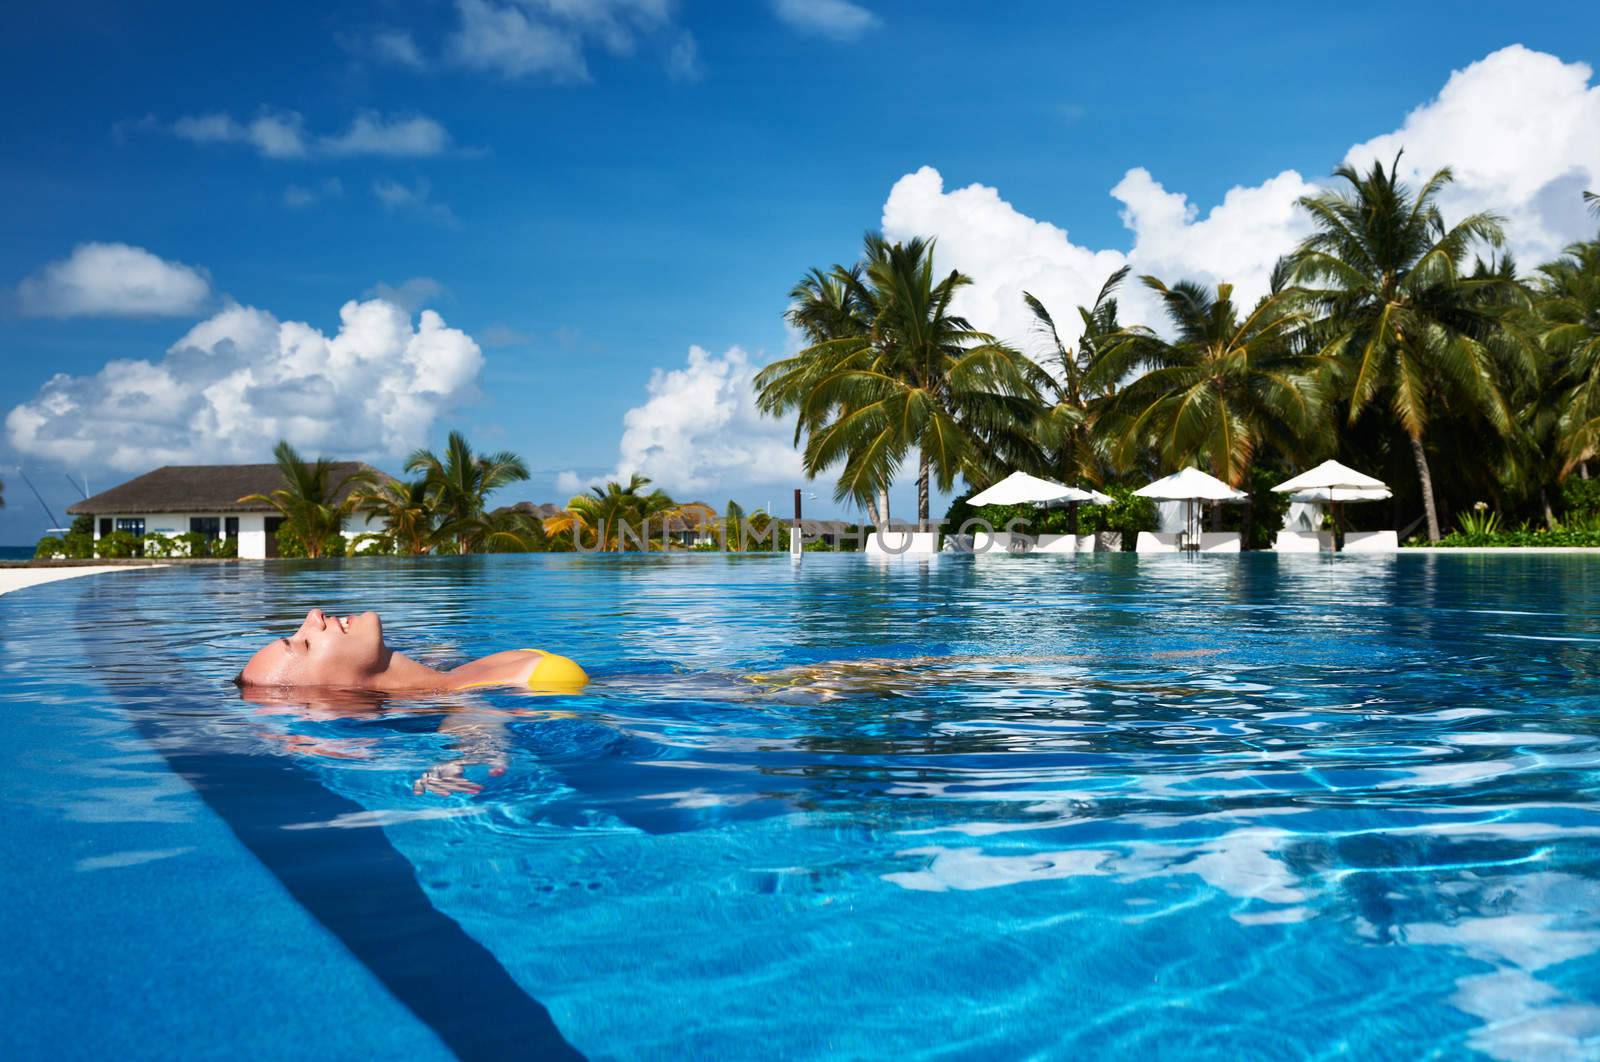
[545,474,706,551]
[762,264,888,525]
[1585,190,1599,217]
[757,236,1041,530]
[1018,267,1130,485]
[350,476,437,554]
[1534,240,1600,477]
[1101,278,1323,485]
[405,431,530,554]
[465,506,547,553]
[238,441,370,559]
[1290,155,1513,540]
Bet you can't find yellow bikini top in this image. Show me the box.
[456,649,590,693]
[521,649,589,692]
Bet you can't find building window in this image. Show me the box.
[190,516,222,540]
[99,518,112,537]
[115,518,145,537]
[225,517,239,538]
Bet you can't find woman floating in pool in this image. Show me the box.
[238,607,1220,699]
[236,608,590,694]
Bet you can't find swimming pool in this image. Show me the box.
[4,553,1599,1060]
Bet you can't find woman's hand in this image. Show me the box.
[413,760,483,797]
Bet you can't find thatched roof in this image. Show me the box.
[499,501,564,519]
[67,463,382,515]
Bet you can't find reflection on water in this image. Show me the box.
[7,553,1600,1059]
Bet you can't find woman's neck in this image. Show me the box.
[371,648,453,692]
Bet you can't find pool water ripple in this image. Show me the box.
[4,553,1600,1059]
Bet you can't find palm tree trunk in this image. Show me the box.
[865,496,882,528]
[917,451,930,531]
[1541,487,1556,530]
[1409,434,1441,542]
[878,488,890,529]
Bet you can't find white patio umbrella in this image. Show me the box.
[1273,460,1390,498]
[968,471,1113,540]
[1135,467,1247,548]
[968,471,1103,506]
[1272,460,1391,550]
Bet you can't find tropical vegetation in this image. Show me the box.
[399,430,535,554]
[766,156,1600,545]
[29,431,780,559]
[542,473,717,552]
[755,235,1041,530]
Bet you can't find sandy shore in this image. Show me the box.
[0,564,166,597]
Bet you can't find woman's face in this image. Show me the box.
[239,608,388,688]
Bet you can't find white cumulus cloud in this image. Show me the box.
[772,0,878,41]
[320,112,452,157]
[1344,44,1600,267]
[372,177,457,224]
[561,345,804,499]
[371,29,427,69]
[6,298,483,471]
[170,109,451,159]
[173,110,309,158]
[16,243,212,318]
[882,45,1600,348]
[446,0,688,81]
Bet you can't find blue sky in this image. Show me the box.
[3,1,1598,542]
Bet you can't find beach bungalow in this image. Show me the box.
[67,463,384,559]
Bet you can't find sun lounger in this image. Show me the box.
[1135,531,1182,553]
[1341,530,1399,553]
[1033,534,1078,554]
[1198,532,1242,552]
[865,531,941,555]
[966,530,1033,554]
[1272,530,1328,552]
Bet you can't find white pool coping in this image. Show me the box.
[1402,547,1600,554]
[0,564,166,596]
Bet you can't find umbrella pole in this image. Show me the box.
[1332,488,1342,552]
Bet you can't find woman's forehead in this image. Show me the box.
[242,641,293,684]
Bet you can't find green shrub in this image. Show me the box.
[353,535,394,556]
[1455,504,1502,541]
[1559,510,1600,534]
[1082,486,1159,548]
[96,531,142,558]
[33,536,63,559]
[1422,523,1600,548]
[1560,478,1600,518]
[141,534,179,558]
[57,516,95,559]
[176,531,216,558]
[274,525,348,558]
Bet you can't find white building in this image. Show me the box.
[67,462,384,560]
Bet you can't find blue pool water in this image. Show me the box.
[4,553,1600,1060]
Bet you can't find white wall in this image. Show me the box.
[83,511,382,559]
[236,514,267,560]
[88,512,263,557]
[340,512,382,543]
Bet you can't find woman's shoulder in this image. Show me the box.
[448,650,588,693]
[449,650,543,689]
